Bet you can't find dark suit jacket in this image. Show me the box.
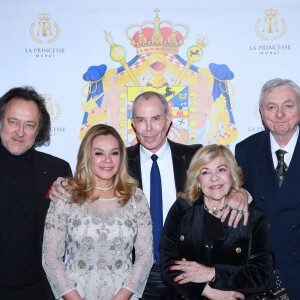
[33,150,72,299]
[126,139,201,193]
[235,129,300,299]
[160,197,271,300]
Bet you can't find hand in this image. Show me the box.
[170,260,215,284]
[220,188,249,228]
[202,284,245,300]
[49,177,70,203]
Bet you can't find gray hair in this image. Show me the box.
[131,91,169,119]
[259,78,300,108]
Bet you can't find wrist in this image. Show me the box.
[209,267,215,282]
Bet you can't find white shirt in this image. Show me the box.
[270,126,299,169]
[140,139,177,223]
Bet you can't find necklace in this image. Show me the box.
[94,184,113,191]
[204,203,224,217]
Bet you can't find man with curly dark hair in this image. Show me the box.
[0,87,72,300]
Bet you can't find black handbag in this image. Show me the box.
[245,251,289,299]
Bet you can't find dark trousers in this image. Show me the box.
[141,265,169,300]
[0,280,48,300]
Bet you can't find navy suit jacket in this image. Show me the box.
[235,129,300,299]
[126,139,202,193]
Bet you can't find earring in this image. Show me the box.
[198,187,201,192]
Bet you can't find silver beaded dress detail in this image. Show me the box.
[42,188,153,300]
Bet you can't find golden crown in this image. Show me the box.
[126,9,188,55]
[38,12,51,21]
[196,35,210,48]
[265,8,278,18]
[42,93,53,101]
[179,93,187,100]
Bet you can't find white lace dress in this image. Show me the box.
[42,188,153,300]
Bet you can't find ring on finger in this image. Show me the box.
[224,204,232,211]
[244,212,250,215]
[182,272,187,279]
[238,210,244,215]
[60,179,66,187]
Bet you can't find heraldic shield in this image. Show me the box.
[80,9,237,147]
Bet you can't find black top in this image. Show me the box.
[0,143,42,286]
[160,196,271,300]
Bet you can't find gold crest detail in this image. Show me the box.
[43,93,61,122]
[30,13,60,44]
[255,8,287,41]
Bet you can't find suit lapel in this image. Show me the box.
[278,132,300,201]
[127,143,143,189]
[254,131,279,200]
[32,152,52,255]
[169,140,187,193]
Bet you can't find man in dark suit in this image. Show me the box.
[128,91,249,300]
[235,78,300,299]
[0,87,72,300]
[51,91,249,299]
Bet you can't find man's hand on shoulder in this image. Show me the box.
[220,188,249,228]
[49,177,70,203]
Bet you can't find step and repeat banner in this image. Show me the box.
[1,0,299,171]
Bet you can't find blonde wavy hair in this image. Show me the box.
[68,124,138,206]
[178,144,244,205]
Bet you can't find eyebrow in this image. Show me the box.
[7,117,37,125]
[201,164,228,170]
[135,114,162,119]
[92,147,120,151]
[266,99,294,105]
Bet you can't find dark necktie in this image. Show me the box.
[150,154,163,266]
[275,149,288,188]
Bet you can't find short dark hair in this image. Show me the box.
[0,86,50,144]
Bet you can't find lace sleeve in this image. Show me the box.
[42,199,75,299]
[123,188,153,298]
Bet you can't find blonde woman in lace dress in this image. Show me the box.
[42,124,153,300]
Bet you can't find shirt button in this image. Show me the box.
[236,247,242,254]
[260,197,265,202]
[292,226,297,231]
[180,235,185,241]
[292,252,297,258]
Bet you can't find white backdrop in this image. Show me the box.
[1,0,299,172]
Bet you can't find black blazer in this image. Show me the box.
[126,139,202,193]
[160,197,271,300]
[33,150,72,299]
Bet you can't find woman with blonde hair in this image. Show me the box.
[160,144,271,300]
[42,124,153,300]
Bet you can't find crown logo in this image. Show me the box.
[179,93,187,100]
[38,12,51,21]
[196,35,210,48]
[265,9,278,18]
[126,9,188,55]
[42,93,53,101]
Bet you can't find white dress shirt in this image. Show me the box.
[270,126,299,169]
[140,139,177,223]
